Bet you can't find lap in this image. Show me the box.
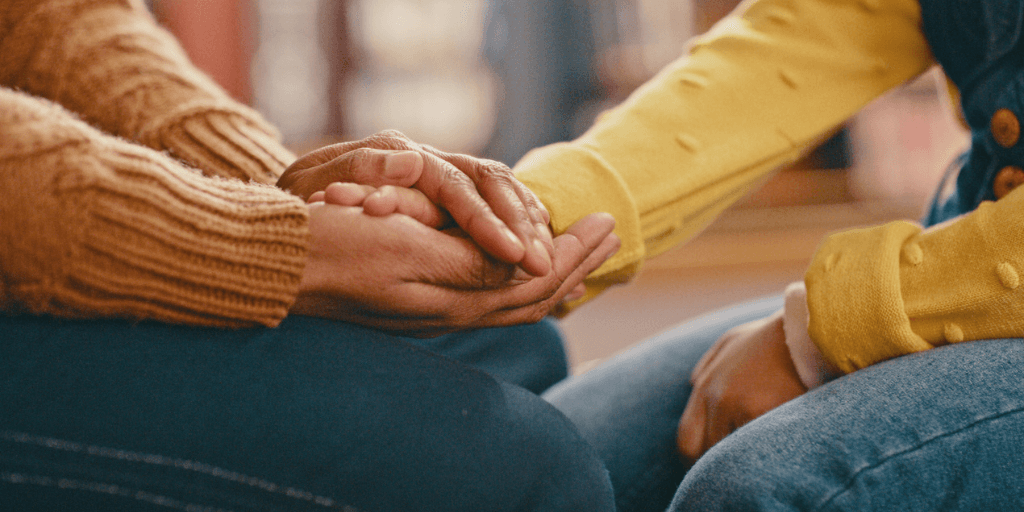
[544,296,783,512]
[548,295,1024,512]
[0,315,609,512]
[673,336,1024,511]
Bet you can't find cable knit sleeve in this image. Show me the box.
[0,0,295,184]
[515,0,935,308]
[0,87,309,327]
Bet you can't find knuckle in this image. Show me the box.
[482,158,512,174]
[370,129,414,150]
[523,304,548,323]
[477,162,514,183]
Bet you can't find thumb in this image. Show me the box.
[279,149,425,200]
[325,149,424,188]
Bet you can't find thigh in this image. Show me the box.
[406,317,568,394]
[544,296,783,512]
[0,315,612,512]
[672,338,1024,511]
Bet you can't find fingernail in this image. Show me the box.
[385,151,421,179]
[565,285,586,302]
[532,239,551,269]
[503,226,525,252]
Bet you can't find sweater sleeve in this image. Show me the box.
[0,87,309,327]
[514,0,935,307]
[805,191,1024,373]
[0,0,295,184]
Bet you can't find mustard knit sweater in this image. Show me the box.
[0,0,308,328]
[516,0,1022,373]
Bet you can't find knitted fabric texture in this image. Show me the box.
[516,0,934,311]
[0,0,309,327]
[517,0,1024,370]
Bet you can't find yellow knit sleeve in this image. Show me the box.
[515,0,935,307]
[807,189,1024,373]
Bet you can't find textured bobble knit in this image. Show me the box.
[0,0,309,327]
[517,0,1024,373]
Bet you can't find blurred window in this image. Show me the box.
[345,0,496,154]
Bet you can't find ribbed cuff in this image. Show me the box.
[61,140,309,327]
[805,221,932,372]
[143,104,297,184]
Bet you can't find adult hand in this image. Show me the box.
[677,310,807,462]
[278,130,553,277]
[289,203,619,337]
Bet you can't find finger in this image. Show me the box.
[364,186,450,228]
[281,148,425,200]
[308,191,325,203]
[322,182,376,206]
[422,146,551,277]
[324,220,619,333]
[564,283,586,303]
[412,228,521,291]
[439,213,619,326]
[677,394,708,463]
[475,230,620,326]
[413,152,530,268]
[691,335,732,384]
[331,149,425,188]
[286,129,419,170]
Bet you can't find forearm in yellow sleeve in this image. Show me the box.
[516,0,934,308]
[807,188,1024,373]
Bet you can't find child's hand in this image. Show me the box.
[309,182,450,229]
[676,309,807,462]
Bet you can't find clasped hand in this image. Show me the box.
[279,131,620,337]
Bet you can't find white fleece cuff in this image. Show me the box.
[783,281,841,389]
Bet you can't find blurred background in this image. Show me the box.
[151,0,969,371]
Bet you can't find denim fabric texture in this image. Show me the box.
[548,3,1024,503]
[0,316,614,512]
[544,296,783,512]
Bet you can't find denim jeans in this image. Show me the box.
[0,315,614,512]
[546,296,1024,512]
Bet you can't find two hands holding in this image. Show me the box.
[278,130,808,462]
[277,130,620,337]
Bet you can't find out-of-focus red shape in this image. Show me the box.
[155,0,254,104]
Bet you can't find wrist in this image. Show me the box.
[782,282,842,389]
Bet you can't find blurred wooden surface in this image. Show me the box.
[558,200,927,371]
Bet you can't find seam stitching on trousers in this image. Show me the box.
[813,405,1024,511]
[0,471,236,512]
[0,430,347,510]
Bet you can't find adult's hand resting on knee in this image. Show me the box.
[289,199,619,337]
[677,310,807,462]
[277,130,554,277]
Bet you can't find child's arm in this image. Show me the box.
[514,0,935,308]
[807,192,1024,372]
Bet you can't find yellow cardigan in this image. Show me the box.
[517,0,1020,373]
